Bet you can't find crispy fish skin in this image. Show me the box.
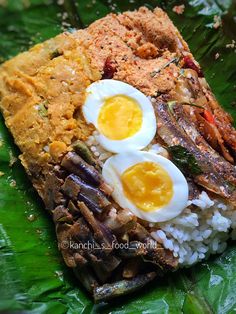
[0,6,236,301]
[154,102,236,204]
[171,104,236,185]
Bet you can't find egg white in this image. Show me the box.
[82,79,157,153]
[102,151,189,223]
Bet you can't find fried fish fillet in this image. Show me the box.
[0,7,235,301]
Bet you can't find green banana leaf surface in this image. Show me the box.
[0,0,236,313]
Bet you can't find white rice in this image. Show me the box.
[86,132,235,267]
[152,193,235,266]
[86,131,113,166]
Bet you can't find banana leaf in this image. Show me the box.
[0,0,236,313]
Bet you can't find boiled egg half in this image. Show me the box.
[82,79,157,153]
[102,151,189,222]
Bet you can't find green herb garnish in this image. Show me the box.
[167,101,177,114]
[150,57,180,78]
[167,101,205,115]
[179,68,185,77]
[167,145,202,176]
[167,101,204,111]
[36,101,48,118]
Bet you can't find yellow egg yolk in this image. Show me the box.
[121,162,174,212]
[98,95,142,140]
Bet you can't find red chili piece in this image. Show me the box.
[183,56,204,77]
[102,57,117,79]
[203,109,215,125]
